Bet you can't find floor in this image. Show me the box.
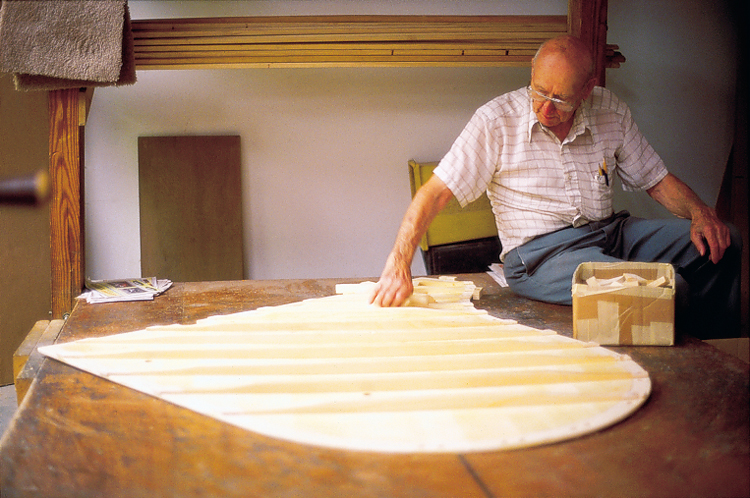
[0,384,17,443]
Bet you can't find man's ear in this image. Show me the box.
[581,77,597,100]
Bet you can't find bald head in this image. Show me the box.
[532,36,594,88]
[528,36,597,138]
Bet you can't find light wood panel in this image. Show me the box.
[40,278,650,454]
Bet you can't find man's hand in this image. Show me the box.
[369,174,454,307]
[648,173,732,264]
[369,256,413,307]
[690,208,732,264]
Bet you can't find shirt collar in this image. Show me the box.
[568,98,591,141]
[526,100,538,142]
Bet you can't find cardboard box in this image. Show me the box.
[572,262,675,346]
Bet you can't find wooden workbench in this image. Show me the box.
[2,275,748,497]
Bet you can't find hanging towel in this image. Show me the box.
[0,0,136,91]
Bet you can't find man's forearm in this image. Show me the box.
[389,176,453,269]
[646,172,712,219]
[370,175,454,307]
[647,172,731,262]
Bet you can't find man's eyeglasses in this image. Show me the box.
[527,86,577,113]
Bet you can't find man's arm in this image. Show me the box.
[646,172,731,263]
[370,175,455,307]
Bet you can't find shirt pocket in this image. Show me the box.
[582,154,615,219]
[594,155,615,188]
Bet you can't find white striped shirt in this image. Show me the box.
[434,86,668,260]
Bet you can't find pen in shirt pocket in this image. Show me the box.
[599,158,609,186]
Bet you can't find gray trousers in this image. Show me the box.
[503,211,743,339]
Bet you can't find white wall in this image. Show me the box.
[606,0,738,219]
[85,0,738,281]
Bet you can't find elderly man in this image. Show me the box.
[371,35,741,339]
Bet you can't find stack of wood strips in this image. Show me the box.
[40,278,650,453]
[585,273,671,290]
[131,15,570,69]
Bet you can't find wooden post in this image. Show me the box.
[568,0,608,87]
[49,89,85,318]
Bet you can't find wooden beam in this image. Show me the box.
[49,88,85,318]
[568,0,608,86]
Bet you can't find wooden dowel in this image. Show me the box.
[131,15,567,31]
[134,48,538,60]
[133,40,546,49]
[134,55,534,69]
[133,31,564,47]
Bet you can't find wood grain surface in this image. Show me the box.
[2,276,747,498]
[38,279,650,454]
[48,89,84,318]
